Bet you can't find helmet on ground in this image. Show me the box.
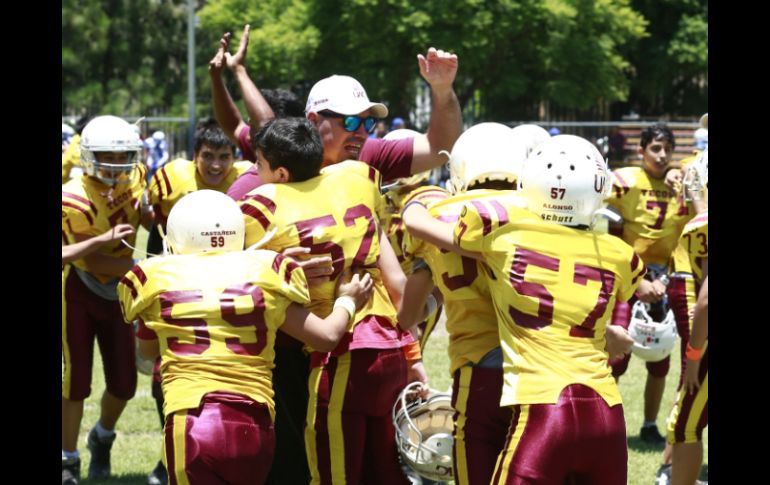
[518,134,612,227]
[80,115,143,185]
[447,122,527,194]
[628,300,678,362]
[392,382,455,482]
[165,190,245,255]
[510,124,552,159]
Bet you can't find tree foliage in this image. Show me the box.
[62,0,707,120]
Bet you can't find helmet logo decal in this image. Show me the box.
[594,174,606,193]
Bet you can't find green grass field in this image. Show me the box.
[67,228,706,483]
[69,315,706,484]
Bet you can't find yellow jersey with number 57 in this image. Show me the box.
[118,249,309,419]
[239,161,403,353]
[455,204,645,407]
[608,166,693,265]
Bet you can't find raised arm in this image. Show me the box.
[209,31,248,145]
[410,47,462,174]
[226,25,276,132]
[62,224,135,265]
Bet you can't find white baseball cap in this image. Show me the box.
[305,75,388,118]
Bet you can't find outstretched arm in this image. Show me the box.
[410,47,462,174]
[209,31,248,145]
[226,25,275,132]
[62,224,136,265]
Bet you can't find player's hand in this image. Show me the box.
[100,223,135,243]
[225,25,250,70]
[406,360,430,400]
[282,247,334,283]
[636,279,664,303]
[604,324,633,360]
[208,32,231,75]
[417,47,458,91]
[684,358,701,395]
[336,269,373,309]
[664,168,683,194]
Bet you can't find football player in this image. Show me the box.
[61,115,148,484]
[118,189,374,485]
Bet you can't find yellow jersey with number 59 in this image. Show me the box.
[608,166,693,265]
[239,161,403,352]
[118,249,309,419]
[455,204,645,407]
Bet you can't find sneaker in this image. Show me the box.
[147,460,168,485]
[654,463,671,485]
[62,456,80,485]
[86,427,116,479]
[640,425,666,446]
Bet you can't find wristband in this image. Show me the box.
[403,341,422,361]
[333,296,356,322]
[685,342,703,361]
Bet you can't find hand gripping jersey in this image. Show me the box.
[239,160,405,353]
[608,166,694,265]
[62,166,147,283]
[402,189,514,374]
[455,203,645,407]
[149,159,253,226]
[383,185,450,274]
[117,249,309,419]
[670,211,708,282]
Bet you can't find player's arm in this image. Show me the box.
[280,272,373,351]
[377,228,407,310]
[402,201,479,259]
[397,265,440,331]
[74,232,135,277]
[227,25,276,132]
[410,47,462,174]
[209,30,249,145]
[136,320,160,360]
[684,274,708,394]
[62,224,135,265]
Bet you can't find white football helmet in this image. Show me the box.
[165,190,245,255]
[392,382,455,482]
[683,147,708,203]
[80,115,143,185]
[518,134,612,227]
[62,123,75,143]
[446,122,527,194]
[510,123,552,159]
[628,301,678,362]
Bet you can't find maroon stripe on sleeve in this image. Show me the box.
[470,200,493,235]
[490,200,509,226]
[159,167,172,196]
[120,275,138,298]
[272,253,301,285]
[250,194,277,214]
[241,204,271,231]
[368,165,377,182]
[62,192,98,215]
[151,172,164,201]
[455,221,469,245]
[62,201,94,225]
[131,265,148,285]
[630,253,640,272]
[612,171,630,198]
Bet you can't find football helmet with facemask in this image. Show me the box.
[80,115,143,185]
[510,123,551,159]
[446,122,527,194]
[518,134,612,227]
[165,190,245,255]
[683,147,708,203]
[628,300,678,362]
[392,382,455,482]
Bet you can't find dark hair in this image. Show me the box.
[261,89,304,118]
[640,123,676,149]
[254,117,323,182]
[75,115,93,135]
[194,122,236,155]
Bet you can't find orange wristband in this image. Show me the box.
[685,343,703,361]
[403,341,422,361]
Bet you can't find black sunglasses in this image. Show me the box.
[319,110,377,134]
